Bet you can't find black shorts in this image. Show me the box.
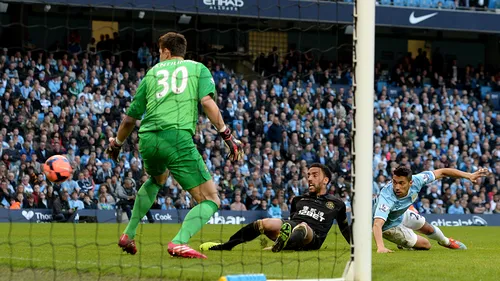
[281,220,323,251]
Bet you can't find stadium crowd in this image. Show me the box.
[374,0,496,10]
[0,34,498,221]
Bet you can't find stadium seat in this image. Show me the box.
[481,86,492,99]
[387,87,400,100]
[491,93,500,111]
[432,0,442,7]
[406,0,421,7]
[377,81,387,93]
[344,0,353,3]
[380,0,392,5]
[420,0,434,7]
[393,0,406,6]
[488,0,497,9]
[444,0,456,8]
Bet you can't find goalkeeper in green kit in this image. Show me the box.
[106,32,243,259]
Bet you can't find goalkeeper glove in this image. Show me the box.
[106,137,122,162]
[219,126,244,162]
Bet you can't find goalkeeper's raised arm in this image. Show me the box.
[201,95,243,162]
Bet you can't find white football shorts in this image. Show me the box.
[382,207,426,248]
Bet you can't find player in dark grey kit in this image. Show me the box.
[199,163,351,252]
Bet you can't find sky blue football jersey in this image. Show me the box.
[373,171,436,231]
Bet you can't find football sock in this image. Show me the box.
[123,178,161,239]
[427,225,450,245]
[213,221,262,250]
[172,200,218,245]
[287,227,307,248]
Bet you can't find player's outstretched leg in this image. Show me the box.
[200,218,283,251]
[418,222,467,250]
[272,222,315,252]
[119,177,162,255]
[272,222,292,252]
[412,235,432,250]
[401,207,465,250]
[201,220,264,251]
[168,179,220,259]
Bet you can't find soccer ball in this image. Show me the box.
[43,155,73,183]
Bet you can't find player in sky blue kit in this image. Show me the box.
[373,165,490,253]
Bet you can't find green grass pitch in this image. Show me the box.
[0,223,498,281]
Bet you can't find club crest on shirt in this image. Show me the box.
[326,201,334,209]
[379,204,389,212]
[411,193,418,202]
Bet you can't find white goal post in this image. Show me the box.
[343,0,376,280]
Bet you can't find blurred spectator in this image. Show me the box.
[163,197,176,210]
[448,200,465,214]
[432,199,446,214]
[98,195,113,210]
[220,193,231,210]
[24,194,37,209]
[83,194,97,209]
[69,191,85,210]
[52,191,77,222]
[267,197,282,218]
[9,197,20,209]
[468,195,486,214]
[37,192,49,209]
[230,194,246,211]
[116,178,154,223]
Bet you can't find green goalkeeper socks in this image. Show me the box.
[123,178,161,239]
[172,200,218,244]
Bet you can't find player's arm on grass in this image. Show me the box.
[373,194,394,253]
[199,65,243,162]
[372,218,391,253]
[336,202,351,244]
[432,167,490,183]
[107,75,149,161]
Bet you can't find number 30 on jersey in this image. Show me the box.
[156,66,189,99]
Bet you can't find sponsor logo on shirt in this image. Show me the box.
[298,206,325,222]
[379,204,389,213]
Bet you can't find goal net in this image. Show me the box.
[0,0,373,280]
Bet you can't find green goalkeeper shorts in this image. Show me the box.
[139,129,212,190]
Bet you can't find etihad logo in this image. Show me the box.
[203,0,244,11]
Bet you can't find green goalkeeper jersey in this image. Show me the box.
[126,59,216,135]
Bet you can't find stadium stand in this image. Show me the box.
[376,0,495,9]
[0,30,498,220]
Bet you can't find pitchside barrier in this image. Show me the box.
[0,209,494,226]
